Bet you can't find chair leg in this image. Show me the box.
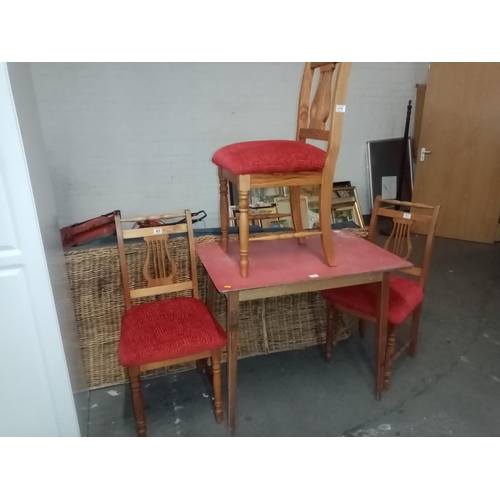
[290,186,305,244]
[408,304,423,358]
[359,319,366,338]
[219,173,229,252]
[383,324,397,391]
[325,303,338,364]
[319,181,335,267]
[128,366,147,437]
[238,187,250,278]
[211,351,223,424]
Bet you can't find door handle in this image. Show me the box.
[420,147,432,161]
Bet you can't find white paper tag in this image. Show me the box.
[335,104,346,113]
[381,176,397,199]
[153,228,163,234]
[403,213,411,220]
[309,274,319,278]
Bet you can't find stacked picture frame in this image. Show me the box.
[331,182,364,227]
[228,181,365,229]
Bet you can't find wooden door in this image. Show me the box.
[412,63,500,243]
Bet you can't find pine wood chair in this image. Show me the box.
[114,210,226,436]
[212,62,352,277]
[322,196,440,390]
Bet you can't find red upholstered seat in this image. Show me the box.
[322,275,424,325]
[212,140,326,175]
[119,297,226,367]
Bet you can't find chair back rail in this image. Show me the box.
[367,196,440,288]
[115,210,198,310]
[296,62,352,183]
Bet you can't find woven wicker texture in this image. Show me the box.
[65,233,354,389]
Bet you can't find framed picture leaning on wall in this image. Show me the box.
[331,184,364,227]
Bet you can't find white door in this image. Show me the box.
[0,63,87,436]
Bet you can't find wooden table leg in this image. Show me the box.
[226,291,239,436]
[375,272,390,400]
[206,276,216,312]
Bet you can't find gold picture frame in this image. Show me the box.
[332,185,364,227]
[231,204,280,228]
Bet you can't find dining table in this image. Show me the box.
[196,230,412,436]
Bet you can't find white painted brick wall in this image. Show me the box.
[337,62,429,211]
[30,62,428,227]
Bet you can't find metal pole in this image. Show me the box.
[396,100,412,207]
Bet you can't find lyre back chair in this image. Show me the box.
[322,196,440,390]
[213,62,352,277]
[115,210,226,436]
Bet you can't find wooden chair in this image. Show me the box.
[322,197,440,390]
[114,210,226,436]
[212,62,352,277]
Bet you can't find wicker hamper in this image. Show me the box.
[64,234,354,389]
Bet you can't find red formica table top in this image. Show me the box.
[196,231,412,293]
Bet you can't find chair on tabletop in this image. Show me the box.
[212,62,352,277]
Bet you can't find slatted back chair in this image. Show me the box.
[114,210,226,436]
[367,196,441,290]
[213,62,352,277]
[116,211,199,309]
[322,196,440,391]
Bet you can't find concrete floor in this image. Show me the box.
[88,237,500,436]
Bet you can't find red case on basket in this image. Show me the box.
[60,211,118,248]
